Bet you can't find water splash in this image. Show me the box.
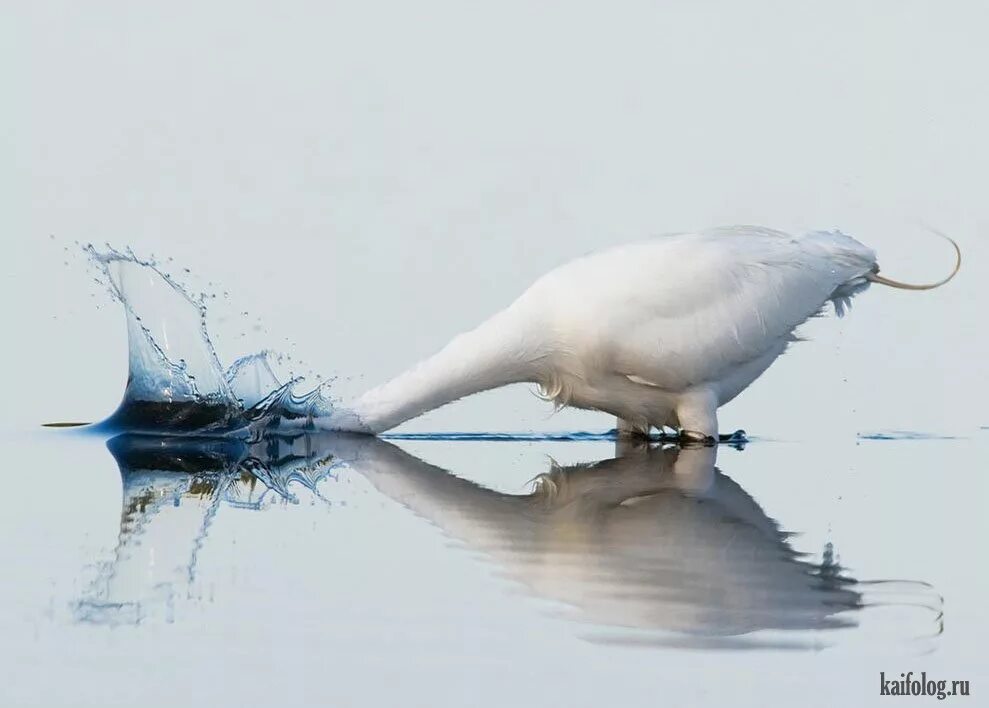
[82,246,335,435]
[224,351,282,408]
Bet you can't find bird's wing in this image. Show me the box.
[539,227,876,391]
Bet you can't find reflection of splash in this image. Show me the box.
[74,433,339,625]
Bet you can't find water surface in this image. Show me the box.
[2,428,984,707]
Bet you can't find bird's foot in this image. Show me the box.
[678,429,747,448]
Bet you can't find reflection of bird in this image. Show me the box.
[323,434,866,645]
[321,227,959,439]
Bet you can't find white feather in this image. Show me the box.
[323,226,878,436]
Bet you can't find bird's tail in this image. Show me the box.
[868,230,961,291]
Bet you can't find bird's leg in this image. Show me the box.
[675,388,718,445]
[616,417,650,456]
[616,417,650,438]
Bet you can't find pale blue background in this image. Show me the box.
[3,2,987,706]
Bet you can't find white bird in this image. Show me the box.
[321,226,960,440]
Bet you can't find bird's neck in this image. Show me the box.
[349,308,542,432]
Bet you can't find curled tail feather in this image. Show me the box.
[868,230,961,291]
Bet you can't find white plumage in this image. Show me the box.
[320,225,957,439]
